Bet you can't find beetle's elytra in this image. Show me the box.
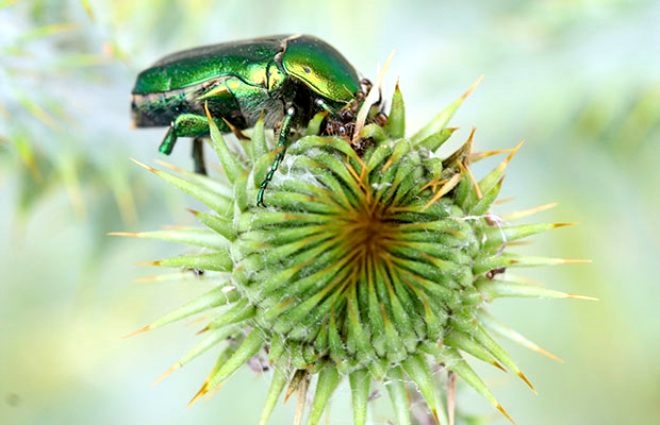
[131,34,384,205]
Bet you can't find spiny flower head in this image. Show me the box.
[121,82,589,425]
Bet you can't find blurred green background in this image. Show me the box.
[1,0,658,424]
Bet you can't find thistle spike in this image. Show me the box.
[155,159,232,195]
[411,76,483,145]
[110,228,228,250]
[202,330,264,393]
[385,81,406,138]
[249,114,268,160]
[477,141,524,196]
[477,279,598,301]
[146,251,232,272]
[503,202,559,220]
[444,331,507,371]
[156,326,237,383]
[401,354,449,425]
[187,208,235,241]
[308,366,341,425]
[259,366,289,425]
[479,312,563,362]
[125,286,237,337]
[131,159,232,215]
[440,347,515,424]
[201,300,256,332]
[349,369,371,425]
[204,102,245,184]
[386,367,413,425]
[188,342,239,406]
[472,326,536,393]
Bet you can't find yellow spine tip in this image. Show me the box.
[462,75,484,100]
[130,158,158,173]
[155,363,180,384]
[497,404,516,424]
[123,325,151,338]
[567,294,599,301]
[134,275,160,284]
[500,140,525,168]
[188,382,210,407]
[562,258,592,265]
[203,101,213,120]
[503,202,559,220]
[535,348,564,363]
[470,147,514,162]
[107,231,138,237]
[195,325,211,335]
[517,372,537,394]
[492,360,507,372]
[155,160,185,172]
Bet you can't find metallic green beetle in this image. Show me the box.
[131,34,378,205]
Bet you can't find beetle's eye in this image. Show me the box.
[302,66,312,74]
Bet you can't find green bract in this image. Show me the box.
[123,84,588,425]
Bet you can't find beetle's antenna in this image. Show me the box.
[352,50,395,145]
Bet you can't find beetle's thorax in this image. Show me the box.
[266,59,286,94]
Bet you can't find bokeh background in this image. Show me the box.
[1,0,658,424]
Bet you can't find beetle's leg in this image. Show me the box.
[159,114,210,155]
[160,113,228,172]
[159,126,178,155]
[315,98,332,113]
[314,98,340,115]
[192,137,207,175]
[257,106,295,207]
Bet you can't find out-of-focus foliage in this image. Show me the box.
[1,0,658,424]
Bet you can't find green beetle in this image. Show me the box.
[131,34,381,205]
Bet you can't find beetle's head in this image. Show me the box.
[281,35,360,105]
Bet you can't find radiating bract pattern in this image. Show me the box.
[123,84,589,425]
